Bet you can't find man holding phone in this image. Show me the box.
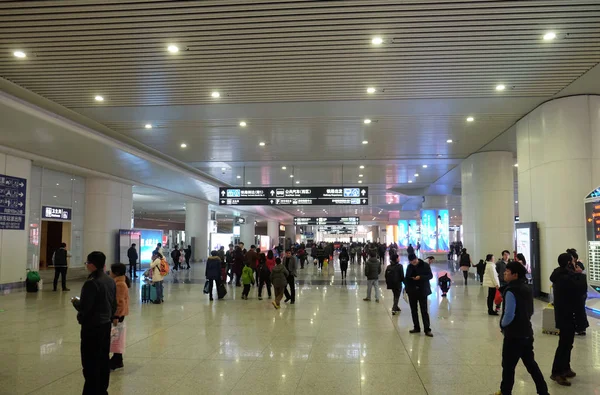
[71,251,116,395]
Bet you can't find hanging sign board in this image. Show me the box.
[219,187,368,206]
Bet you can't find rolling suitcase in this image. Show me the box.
[542,304,559,335]
[141,283,157,303]
[217,282,227,299]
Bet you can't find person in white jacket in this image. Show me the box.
[482,254,500,315]
[150,252,164,304]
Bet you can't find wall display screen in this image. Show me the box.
[210,233,233,252]
[515,222,540,297]
[515,227,532,274]
[397,220,409,248]
[420,210,437,252]
[408,220,418,247]
[140,229,163,264]
[437,210,450,252]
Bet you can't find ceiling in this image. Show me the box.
[1,0,600,223]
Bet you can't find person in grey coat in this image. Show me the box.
[283,249,297,304]
[270,258,289,309]
[363,250,382,302]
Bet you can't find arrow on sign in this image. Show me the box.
[270,199,274,204]
[18,192,23,197]
[221,200,225,204]
[221,190,226,196]
[270,190,275,196]
[362,199,367,204]
[361,189,366,196]
[19,182,24,187]
[18,202,23,207]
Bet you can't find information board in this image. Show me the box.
[42,206,72,221]
[219,187,368,206]
[0,174,27,230]
[294,217,360,226]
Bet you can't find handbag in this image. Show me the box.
[203,280,210,294]
[494,289,503,305]
[110,322,127,354]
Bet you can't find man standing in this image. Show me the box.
[404,253,433,337]
[497,250,511,287]
[71,251,116,395]
[363,250,382,302]
[225,244,235,284]
[184,245,192,269]
[494,262,549,395]
[245,245,258,285]
[171,246,181,271]
[283,249,297,304]
[127,243,138,278]
[52,242,71,292]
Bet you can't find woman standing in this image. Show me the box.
[109,263,130,370]
[567,248,589,336]
[270,258,289,309]
[150,252,164,304]
[482,254,500,315]
[339,247,350,282]
[459,248,472,285]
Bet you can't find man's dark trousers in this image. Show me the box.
[53,267,68,290]
[81,323,111,395]
[501,337,549,395]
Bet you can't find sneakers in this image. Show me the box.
[409,329,421,334]
[375,299,380,303]
[258,297,263,300]
[550,374,571,386]
[363,298,371,302]
[488,311,499,316]
[576,331,586,336]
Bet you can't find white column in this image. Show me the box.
[285,225,296,248]
[83,178,133,264]
[0,154,31,285]
[239,215,256,248]
[267,220,279,250]
[371,226,380,242]
[461,151,515,264]
[517,95,600,293]
[422,195,449,209]
[185,202,209,262]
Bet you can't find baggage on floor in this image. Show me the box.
[25,278,38,293]
[110,322,127,354]
[141,282,157,303]
[217,282,227,299]
[542,304,560,335]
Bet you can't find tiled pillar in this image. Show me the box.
[185,202,209,262]
[239,215,256,249]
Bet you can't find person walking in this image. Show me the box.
[363,249,382,302]
[493,261,549,395]
[459,248,472,285]
[407,243,415,256]
[404,253,433,337]
[150,252,164,304]
[270,258,289,309]
[52,242,71,291]
[339,247,350,282]
[241,261,254,300]
[71,251,116,395]
[233,246,244,287]
[385,253,404,315]
[283,249,297,304]
[483,254,500,316]
[475,259,486,285]
[127,243,138,278]
[245,245,258,285]
[225,244,235,284]
[171,246,181,271]
[108,262,130,371]
[257,253,272,300]
[205,251,222,301]
[184,244,192,269]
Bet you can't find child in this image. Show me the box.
[270,258,289,309]
[109,263,130,370]
[475,259,487,285]
[437,270,452,297]
[241,261,254,300]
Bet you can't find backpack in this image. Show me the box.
[159,257,170,276]
[385,265,397,288]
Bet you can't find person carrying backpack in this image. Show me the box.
[150,252,165,304]
[385,253,404,315]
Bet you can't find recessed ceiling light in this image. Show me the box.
[359,165,365,169]
[515,200,519,204]
[94,95,104,102]
[414,173,419,177]
[364,119,372,124]
[452,208,455,211]
[247,181,251,185]
[290,174,294,178]
[13,51,26,58]
[514,163,519,167]
[53,195,57,198]
[371,36,383,45]
[56,183,59,186]
[145,123,152,129]
[236,175,241,179]
[259,142,266,146]
[296,181,300,184]
[362,140,369,145]
[496,84,506,91]
[446,139,453,143]
[180,143,187,148]
[281,166,287,170]
[543,32,556,41]
[359,174,364,177]
[367,87,376,94]
[408,180,413,183]
[466,117,474,122]
[211,91,220,98]
[239,121,247,127]
[221,167,226,171]
[167,45,179,53]
[422,165,428,168]
[358,180,363,184]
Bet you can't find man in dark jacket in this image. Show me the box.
[245,245,258,285]
[71,251,116,395]
[184,245,192,269]
[496,250,511,287]
[385,253,404,315]
[171,247,181,271]
[127,243,138,278]
[496,261,549,395]
[52,242,71,291]
[283,249,297,304]
[225,244,235,284]
[205,251,222,301]
[363,250,382,302]
[404,253,433,337]
[550,252,584,386]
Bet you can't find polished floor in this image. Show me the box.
[1,259,599,395]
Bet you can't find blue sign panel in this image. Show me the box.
[408,220,418,247]
[0,174,26,230]
[397,220,409,248]
[140,229,163,264]
[421,210,437,252]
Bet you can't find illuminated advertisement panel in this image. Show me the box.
[420,210,437,252]
[140,229,163,264]
[437,210,450,252]
[397,220,409,248]
[408,220,418,247]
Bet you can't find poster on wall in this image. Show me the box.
[515,227,532,274]
[210,233,233,252]
[408,220,418,247]
[437,210,450,252]
[397,220,409,248]
[420,210,437,252]
[140,229,163,264]
[0,174,27,230]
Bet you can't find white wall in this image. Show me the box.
[0,154,31,285]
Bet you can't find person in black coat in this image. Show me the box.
[404,253,433,337]
[127,243,138,278]
[184,245,192,269]
[385,253,405,315]
[339,247,350,282]
[205,251,222,301]
[566,248,589,336]
[171,247,181,271]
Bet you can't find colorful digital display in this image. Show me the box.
[140,229,163,264]
[420,210,437,252]
[397,220,409,248]
[408,220,418,247]
[437,210,450,252]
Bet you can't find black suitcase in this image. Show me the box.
[217,283,227,299]
[25,279,38,293]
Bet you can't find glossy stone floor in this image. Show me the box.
[1,259,600,395]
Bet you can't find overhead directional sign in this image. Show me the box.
[294,217,360,226]
[219,187,368,206]
[0,174,27,230]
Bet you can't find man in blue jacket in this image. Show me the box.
[404,253,433,337]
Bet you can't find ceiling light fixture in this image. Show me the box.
[167,45,179,53]
[259,142,266,146]
[290,174,294,178]
[359,174,364,177]
[496,84,506,91]
[422,165,428,168]
[514,163,519,167]
[358,180,363,184]
[414,173,419,177]
[180,143,187,148]
[408,180,413,183]
[446,139,453,143]
[221,167,226,171]
[515,200,519,204]
[247,181,252,185]
[367,87,376,94]
[543,32,556,41]
[359,165,365,169]
[236,175,241,179]
[364,119,372,124]
[281,166,287,170]
[371,36,383,45]
[239,121,247,127]
[211,91,220,98]
[296,181,300,184]
[145,124,152,129]
[94,95,104,102]
[13,51,26,58]
[466,117,474,122]
[362,140,369,145]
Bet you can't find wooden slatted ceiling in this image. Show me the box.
[1,0,599,107]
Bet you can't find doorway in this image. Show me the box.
[40,220,71,269]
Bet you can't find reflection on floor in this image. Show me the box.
[1,259,599,394]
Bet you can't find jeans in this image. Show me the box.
[487,287,497,313]
[284,275,295,302]
[274,285,284,306]
[53,266,68,290]
[552,327,575,375]
[366,279,380,300]
[208,278,221,299]
[81,323,111,395]
[392,288,401,311]
[501,337,549,395]
[408,294,430,332]
[128,260,137,277]
[155,281,164,301]
[258,277,271,298]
